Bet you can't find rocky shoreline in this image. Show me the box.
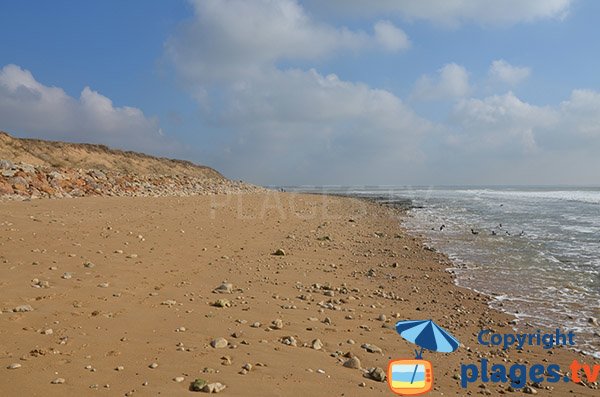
[0,159,263,200]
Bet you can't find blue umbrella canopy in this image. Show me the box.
[395,320,459,356]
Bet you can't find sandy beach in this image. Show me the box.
[0,192,597,396]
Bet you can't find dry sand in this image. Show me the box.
[0,193,597,396]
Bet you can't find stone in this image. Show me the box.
[361,343,383,354]
[191,378,207,391]
[368,367,386,382]
[281,336,297,346]
[242,363,252,371]
[13,304,34,312]
[311,339,323,350]
[83,262,95,268]
[161,300,177,306]
[272,249,286,256]
[214,282,233,294]
[211,337,228,349]
[213,299,231,308]
[174,376,185,383]
[62,272,73,280]
[202,382,226,393]
[149,363,158,369]
[51,378,66,384]
[271,319,284,330]
[7,363,22,370]
[523,385,538,394]
[343,356,361,369]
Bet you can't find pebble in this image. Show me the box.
[83,261,95,268]
[149,363,158,369]
[51,378,66,384]
[214,282,233,294]
[61,272,73,280]
[173,376,185,383]
[191,378,207,391]
[213,299,231,308]
[175,327,186,332]
[202,382,226,393]
[343,356,361,369]
[281,336,297,346]
[7,363,22,370]
[211,337,229,349]
[97,282,110,288]
[115,366,124,371]
[272,249,286,256]
[13,305,34,312]
[311,339,323,350]
[271,319,284,330]
[361,343,383,354]
[42,328,53,335]
[368,367,386,382]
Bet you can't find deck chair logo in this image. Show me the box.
[388,320,459,396]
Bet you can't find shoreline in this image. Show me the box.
[0,192,597,396]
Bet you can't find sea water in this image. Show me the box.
[286,185,600,357]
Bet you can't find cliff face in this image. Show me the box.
[0,131,260,200]
[0,131,223,179]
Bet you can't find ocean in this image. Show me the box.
[286,185,600,357]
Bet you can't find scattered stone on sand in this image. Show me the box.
[242,363,252,372]
[176,326,187,332]
[7,363,22,370]
[202,382,226,393]
[161,300,177,306]
[61,272,73,280]
[213,299,231,308]
[377,314,387,322]
[174,376,185,383]
[343,356,361,369]
[97,282,110,288]
[367,367,386,382]
[115,366,124,371]
[250,322,261,328]
[83,261,95,268]
[191,378,208,391]
[281,336,297,346]
[523,385,538,394]
[41,328,53,335]
[211,337,229,349]
[271,318,284,330]
[272,249,286,256]
[13,304,34,312]
[213,282,233,294]
[51,378,66,384]
[311,339,323,350]
[361,343,383,354]
[149,363,159,369]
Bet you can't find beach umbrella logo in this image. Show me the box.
[387,320,459,396]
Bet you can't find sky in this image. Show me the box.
[1,0,599,186]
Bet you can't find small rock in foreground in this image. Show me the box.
[202,382,226,393]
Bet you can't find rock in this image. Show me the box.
[523,385,538,394]
[242,363,252,371]
[51,378,66,384]
[378,314,387,322]
[7,363,22,370]
[361,343,383,354]
[367,367,386,382]
[13,304,34,312]
[271,319,284,330]
[343,356,361,369]
[202,382,226,393]
[174,376,185,383]
[149,363,159,369]
[311,339,323,350]
[42,328,53,335]
[97,282,110,288]
[272,249,286,256]
[213,282,233,294]
[588,317,599,326]
[83,261,95,268]
[161,300,177,306]
[211,337,229,349]
[213,299,231,308]
[191,378,207,391]
[281,336,297,346]
[62,272,73,280]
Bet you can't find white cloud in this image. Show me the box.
[489,60,531,86]
[374,20,411,51]
[304,0,573,26]
[166,0,427,184]
[167,0,410,87]
[0,64,170,154]
[412,63,471,101]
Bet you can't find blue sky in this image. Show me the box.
[1,0,599,185]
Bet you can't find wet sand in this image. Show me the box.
[0,192,597,396]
